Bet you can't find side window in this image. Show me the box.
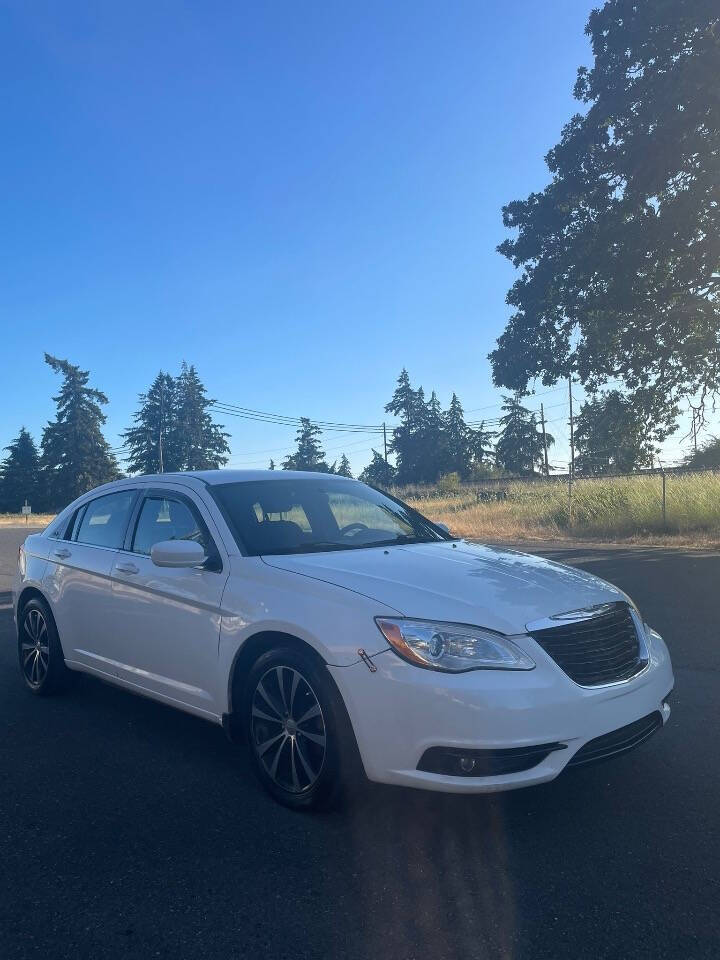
[75,491,136,549]
[132,497,210,557]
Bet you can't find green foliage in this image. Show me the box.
[336,454,353,478]
[0,427,39,512]
[40,354,120,508]
[575,390,655,474]
[491,0,720,433]
[384,369,427,484]
[175,363,230,470]
[436,472,461,495]
[685,437,720,470]
[123,372,180,474]
[123,364,229,475]
[383,370,493,484]
[358,450,396,488]
[283,418,330,472]
[469,461,508,481]
[495,395,553,475]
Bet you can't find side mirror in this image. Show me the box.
[436,522,451,535]
[151,539,207,568]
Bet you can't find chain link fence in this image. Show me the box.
[396,468,720,540]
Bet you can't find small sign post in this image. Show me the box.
[21,500,32,525]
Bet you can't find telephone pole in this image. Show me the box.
[540,403,549,478]
[158,378,165,473]
[383,422,388,464]
[568,377,575,479]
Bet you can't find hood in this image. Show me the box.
[262,540,627,637]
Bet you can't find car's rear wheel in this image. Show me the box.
[18,597,73,696]
[244,646,359,810]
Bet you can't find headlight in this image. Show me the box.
[375,618,535,673]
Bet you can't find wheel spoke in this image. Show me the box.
[298,728,326,747]
[289,670,300,715]
[296,703,321,725]
[256,680,283,719]
[268,735,288,779]
[252,704,282,725]
[294,737,316,782]
[290,739,301,791]
[256,730,286,756]
[275,667,289,713]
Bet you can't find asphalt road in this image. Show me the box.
[1,527,718,960]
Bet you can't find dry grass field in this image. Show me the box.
[401,471,720,546]
[0,514,54,528]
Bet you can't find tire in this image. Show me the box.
[17,597,73,696]
[243,646,361,811]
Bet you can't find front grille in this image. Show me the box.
[567,712,663,767]
[528,601,646,686]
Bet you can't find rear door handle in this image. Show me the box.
[53,548,71,559]
[115,561,139,575]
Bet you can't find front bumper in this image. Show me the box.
[329,626,674,793]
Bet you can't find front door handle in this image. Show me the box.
[115,561,139,575]
[53,548,71,559]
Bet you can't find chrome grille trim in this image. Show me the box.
[526,601,649,688]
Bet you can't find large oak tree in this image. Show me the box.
[491,1,720,437]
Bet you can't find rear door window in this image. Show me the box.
[75,491,136,549]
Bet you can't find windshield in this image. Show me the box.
[211,478,450,556]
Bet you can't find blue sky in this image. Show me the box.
[2,0,690,473]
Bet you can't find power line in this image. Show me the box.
[211,400,384,433]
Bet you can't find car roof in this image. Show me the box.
[46,470,359,529]
[138,469,356,485]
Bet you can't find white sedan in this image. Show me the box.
[13,470,674,809]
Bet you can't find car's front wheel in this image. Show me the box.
[244,646,359,810]
[18,597,73,696]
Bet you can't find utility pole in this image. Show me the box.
[568,462,573,527]
[158,379,165,473]
[540,403,549,478]
[568,377,575,480]
[383,422,388,464]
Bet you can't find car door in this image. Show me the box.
[43,488,139,671]
[107,487,229,718]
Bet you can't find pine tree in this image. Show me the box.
[422,390,449,482]
[283,418,329,471]
[469,420,496,468]
[268,459,276,470]
[385,370,425,484]
[336,454,353,478]
[0,428,39,513]
[123,372,180,474]
[495,395,553,475]
[174,363,230,470]
[443,393,473,478]
[359,450,396,488]
[40,354,119,508]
